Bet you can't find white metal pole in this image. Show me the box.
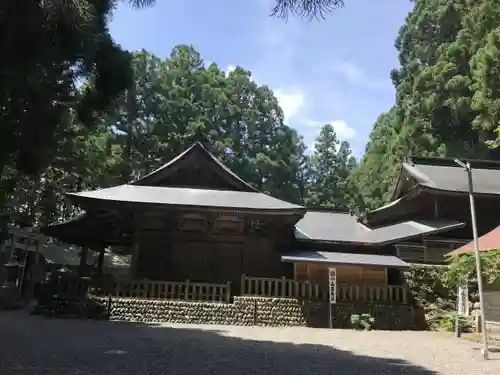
[465,162,489,359]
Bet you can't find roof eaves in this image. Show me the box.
[372,220,465,246]
[419,184,500,197]
[362,184,424,224]
[389,164,406,201]
[402,162,434,186]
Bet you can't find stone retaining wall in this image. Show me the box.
[105,296,415,330]
[108,296,306,327]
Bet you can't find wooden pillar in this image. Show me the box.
[97,247,105,276]
[17,235,30,292]
[79,246,88,277]
[34,239,40,266]
[130,238,140,279]
[129,212,140,279]
[9,234,17,263]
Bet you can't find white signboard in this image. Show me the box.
[328,267,337,304]
[457,284,469,316]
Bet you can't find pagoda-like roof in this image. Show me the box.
[392,156,500,200]
[64,142,304,214]
[364,156,500,225]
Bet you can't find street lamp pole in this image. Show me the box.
[454,159,489,360]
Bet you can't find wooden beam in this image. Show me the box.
[97,247,105,276]
[129,213,140,279]
[79,246,88,276]
[17,237,30,292]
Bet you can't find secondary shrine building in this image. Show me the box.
[43,144,500,294]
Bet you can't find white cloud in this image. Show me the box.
[304,119,357,140]
[331,61,391,91]
[274,89,305,121]
[330,120,357,139]
[227,64,236,72]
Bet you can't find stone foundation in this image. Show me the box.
[108,296,306,327]
[103,296,415,330]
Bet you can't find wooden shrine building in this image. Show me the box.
[43,143,305,291]
[42,144,484,298]
[359,156,500,264]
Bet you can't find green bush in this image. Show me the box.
[350,313,375,331]
[426,309,472,332]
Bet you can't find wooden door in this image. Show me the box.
[170,242,211,282]
[210,243,243,285]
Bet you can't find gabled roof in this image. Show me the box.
[448,225,500,255]
[395,156,500,198]
[131,142,258,192]
[68,185,304,213]
[295,210,464,246]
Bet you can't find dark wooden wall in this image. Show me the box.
[131,208,298,290]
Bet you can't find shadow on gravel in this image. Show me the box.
[0,312,437,375]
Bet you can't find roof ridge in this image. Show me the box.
[130,142,259,192]
[407,155,500,169]
[305,207,352,214]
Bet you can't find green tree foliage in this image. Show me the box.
[1,0,347,215]
[350,0,500,209]
[348,108,402,211]
[446,249,500,285]
[0,0,133,209]
[4,45,330,225]
[305,124,357,209]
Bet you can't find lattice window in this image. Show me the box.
[178,213,208,232]
[212,215,244,233]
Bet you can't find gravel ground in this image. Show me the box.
[0,311,498,375]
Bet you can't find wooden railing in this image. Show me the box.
[337,283,408,304]
[241,274,327,300]
[110,280,231,303]
[241,275,408,304]
[46,277,231,303]
[48,275,408,305]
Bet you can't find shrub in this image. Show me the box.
[426,309,472,332]
[350,313,375,331]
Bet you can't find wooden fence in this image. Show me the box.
[110,280,231,303]
[241,275,408,304]
[48,275,407,305]
[241,275,327,300]
[337,283,408,304]
[46,277,231,303]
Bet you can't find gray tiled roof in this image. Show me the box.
[295,211,366,243]
[282,251,410,269]
[403,157,500,195]
[295,211,464,245]
[68,185,304,212]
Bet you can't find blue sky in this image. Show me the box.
[110,0,413,157]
